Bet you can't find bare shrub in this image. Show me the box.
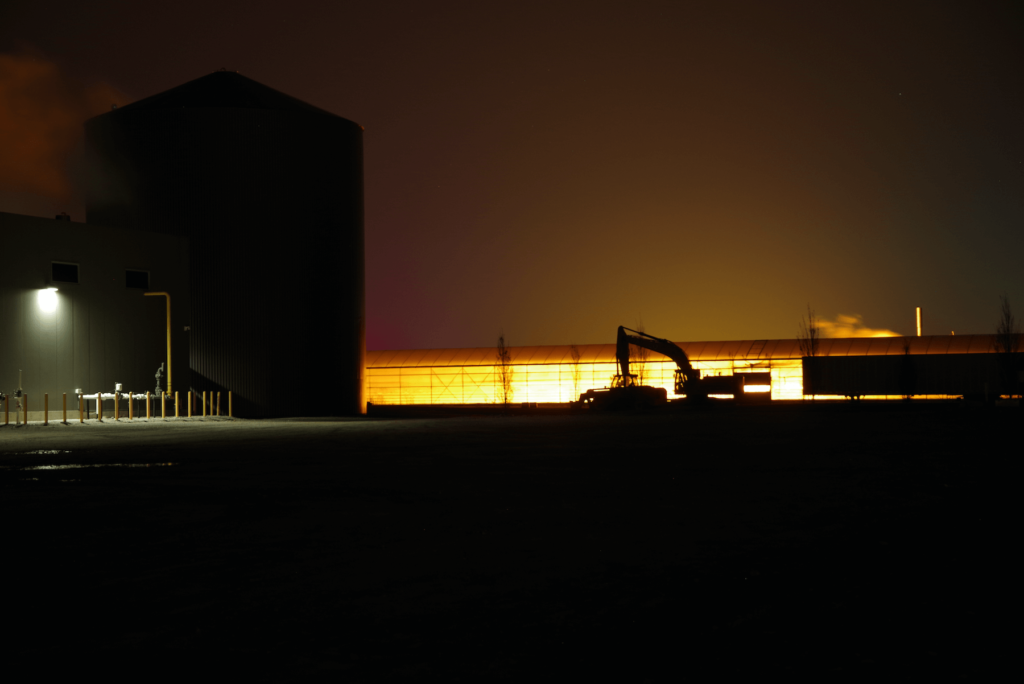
[797,305,820,357]
[569,343,583,402]
[630,320,651,386]
[993,295,1021,397]
[496,333,515,405]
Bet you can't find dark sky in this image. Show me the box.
[2,0,1021,349]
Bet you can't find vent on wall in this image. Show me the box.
[51,262,79,283]
[126,270,150,289]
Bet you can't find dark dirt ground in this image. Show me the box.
[0,403,1017,681]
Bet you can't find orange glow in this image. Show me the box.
[818,314,899,338]
[0,54,128,199]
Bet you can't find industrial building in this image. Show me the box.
[366,334,1013,405]
[0,211,190,418]
[83,71,365,417]
[1,71,365,418]
[3,70,1017,417]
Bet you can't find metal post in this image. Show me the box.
[115,392,120,421]
[175,391,180,418]
[62,392,67,424]
[217,392,221,417]
[129,392,133,421]
[4,395,7,425]
[79,394,83,423]
[146,392,151,419]
[202,391,207,418]
[144,292,172,396]
[229,391,233,418]
[162,392,166,419]
[44,394,49,426]
[188,391,192,418]
[24,394,28,425]
[97,392,102,422]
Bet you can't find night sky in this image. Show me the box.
[2,1,1020,349]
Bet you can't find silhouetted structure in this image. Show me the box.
[85,71,364,416]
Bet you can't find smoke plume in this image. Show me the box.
[0,53,127,201]
[818,314,898,338]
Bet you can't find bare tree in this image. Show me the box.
[496,332,515,405]
[993,295,1021,397]
[994,294,1021,355]
[629,319,651,386]
[797,305,820,357]
[569,343,583,402]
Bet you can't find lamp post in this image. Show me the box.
[144,292,172,395]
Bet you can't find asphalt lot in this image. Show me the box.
[0,403,1016,681]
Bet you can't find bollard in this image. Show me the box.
[4,395,8,425]
[175,391,180,418]
[162,392,166,419]
[79,394,83,423]
[129,392,133,421]
[62,392,67,424]
[44,393,49,426]
[24,394,28,426]
[188,391,192,418]
[229,391,233,418]
[96,392,102,422]
[146,392,151,419]
[217,391,221,417]
[202,391,207,418]
[115,392,120,421]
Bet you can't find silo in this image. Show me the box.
[85,71,364,416]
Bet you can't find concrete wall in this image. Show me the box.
[0,212,189,407]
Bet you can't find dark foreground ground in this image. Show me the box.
[0,403,1017,681]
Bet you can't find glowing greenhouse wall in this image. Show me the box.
[366,335,998,406]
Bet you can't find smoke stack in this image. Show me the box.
[916,307,922,337]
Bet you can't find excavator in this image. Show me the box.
[576,326,744,409]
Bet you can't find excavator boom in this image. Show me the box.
[617,326,700,389]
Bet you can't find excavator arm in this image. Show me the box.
[617,326,700,390]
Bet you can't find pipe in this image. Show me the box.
[144,292,172,395]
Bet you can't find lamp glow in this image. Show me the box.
[38,288,58,313]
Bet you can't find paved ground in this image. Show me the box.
[0,403,1016,681]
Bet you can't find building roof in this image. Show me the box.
[366,335,997,368]
[106,70,351,121]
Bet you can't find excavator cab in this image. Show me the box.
[611,374,638,388]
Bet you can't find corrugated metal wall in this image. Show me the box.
[0,212,190,403]
[84,91,364,417]
[803,354,1019,396]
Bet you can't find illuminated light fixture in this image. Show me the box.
[38,287,58,313]
[743,385,771,393]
